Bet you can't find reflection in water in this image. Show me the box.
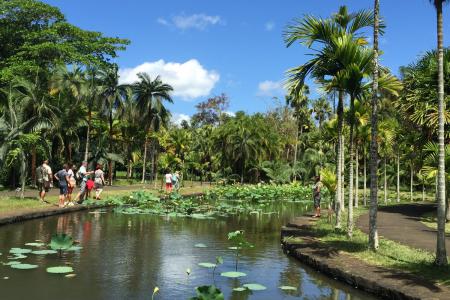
[0,202,377,300]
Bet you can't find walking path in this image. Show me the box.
[356,202,450,253]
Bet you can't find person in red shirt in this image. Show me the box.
[86,178,95,199]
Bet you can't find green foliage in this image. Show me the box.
[228,230,253,271]
[190,285,224,300]
[49,234,74,252]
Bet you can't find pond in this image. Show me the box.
[0,201,376,300]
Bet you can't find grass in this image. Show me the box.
[420,211,450,234]
[311,206,450,286]
[0,184,210,215]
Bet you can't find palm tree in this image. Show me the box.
[132,73,173,183]
[430,0,448,266]
[312,97,332,128]
[369,0,380,251]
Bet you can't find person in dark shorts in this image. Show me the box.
[36,159,52,203]
[55,164,70,208]
[312,175,323,218]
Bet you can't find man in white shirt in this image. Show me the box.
[75,161,93,204]
[37,159,52,203]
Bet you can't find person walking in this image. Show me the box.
[75,161,93,204]
[36,159,52,203]
[165,171,173,193]
[172,171,180,192]
[94,164,106,200]
[55,164,70,208]
[67,164,77,205]
[312,175,323,218]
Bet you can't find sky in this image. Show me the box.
[43,0,441,124]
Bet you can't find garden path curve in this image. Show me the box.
[356,203,450,253]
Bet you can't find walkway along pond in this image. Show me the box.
[0,193,376,299]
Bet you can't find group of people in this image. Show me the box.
[164,171,180,193]
[36,160,106,208]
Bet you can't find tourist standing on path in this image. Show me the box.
[75,161,93,204]
[172,171,180,192]
[94,164,105,200]
[312,176,323,218]
[36,159,52,203]
[67,164,77,205]
[54,164,70,208]
[165,171,173,192]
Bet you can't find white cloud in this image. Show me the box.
[119,59,220,100]
[224,111,235,117]
[157,13,223,30]
[265,21,275,31]
[171,113,191,125]
[257,80,285,96]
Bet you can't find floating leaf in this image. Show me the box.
[9,248,32,254]
[233,287,247,292]
[279,285,297,291]
[243,283,267,291]
[11,254,27,259]
[194,243,207,248]
[65,246,83,251]
[25,242,45,247]
[31,250,58,255]
[3,277,9,280]
[47,266,74,274]
[198,262,216,268]
[220,271,246,278]
[11,263,38,270]
[65,274,77,278]
[4,261,21,266]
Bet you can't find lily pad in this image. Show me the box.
[243,283,267,291]
[198,262,216,268]
[46,266,74,274]
[11,254,27,259]
[194,243,207,248]
[9,248,32,254]
[220,271,246,278]
[4,261,21,266]
[11,263,38,270]
[279,285,297,291]
[65,274,77,278]
[25,242,45,247]
[31,250,58,255]
[233,287,247,292]
[65,246,83,251]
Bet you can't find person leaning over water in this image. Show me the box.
[312,175,323,218]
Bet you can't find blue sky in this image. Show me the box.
[44,0,440,123]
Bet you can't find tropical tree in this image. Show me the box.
[132,73,173,183]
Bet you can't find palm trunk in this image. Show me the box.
[335,90,344,229]
[31,146,36,186]
[293,122,299,182]
[410,163,414,202]
[384,157,387,203]
[364,146,367,206]
[355,144,359,208]
[142,136,148,184]
[347,96,355,238]
[435,0,447,266]
[108,111,113,186]
[422,179,425,202]
[396,151,400,202]
[84,109,92,162]
[127,159,132,179]
[341,136,345,211]
[369,0,380,251]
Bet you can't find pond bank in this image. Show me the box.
[281,216,450,300]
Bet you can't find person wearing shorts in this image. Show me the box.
[75,161,93,204]
[55,164,70,208]
[36,159,52,203]
[165,172,172,192]
[67,164,77,205]
[94,164,105,200]
[312,176,323,218]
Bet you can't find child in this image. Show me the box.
[86,178,95,199]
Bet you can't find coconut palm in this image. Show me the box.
[132,73,173,183]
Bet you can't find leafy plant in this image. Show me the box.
[227,230,253,271]
[190,285,224,300]
[49,234,74,257]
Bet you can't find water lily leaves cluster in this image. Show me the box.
[190,285,224,300]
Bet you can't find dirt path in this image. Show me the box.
[356,203,450,253]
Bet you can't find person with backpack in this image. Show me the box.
[36,159,52,203]
[54,164,70,208]
[75,161,93,204]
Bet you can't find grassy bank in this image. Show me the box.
[311,207,450,286]
[0,185,209,216]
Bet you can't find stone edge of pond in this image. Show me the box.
[0,203,113,227]
[0,192,206,227]
[281,217,450,300]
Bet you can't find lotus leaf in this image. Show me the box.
[279,285,297,291]
[11,263,38,270]
[11,254,27,259]
[194,243,207,248]
[9,248,32,254]
[220,271,246,278]
[233,287,247,292]
[65,274,77,278]
[32,250,58,255]
[243,283,266,291]
[190,285,224,300]
[4,261,21,265]
[25,242,45,247]
[46,266,74,274]
[198,262,216,268]
[65,246,83,251]
[50,234,74,251]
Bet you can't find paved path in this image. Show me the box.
[356,203,450,253]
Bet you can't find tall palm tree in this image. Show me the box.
[132,73,173,183]
[369,0,380,251]
[312,97,332,128]
[431,0,448,266]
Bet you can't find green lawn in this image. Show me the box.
[310,207,450,286]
